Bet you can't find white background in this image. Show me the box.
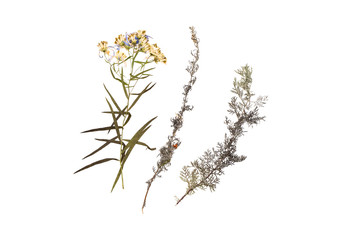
[1,0,359,239]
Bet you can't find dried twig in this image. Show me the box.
[176,65,267,205]
[142,26,200,212]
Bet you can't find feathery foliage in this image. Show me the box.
[142,26,200,211]
[75,27,267,211]
[176,64,267,205]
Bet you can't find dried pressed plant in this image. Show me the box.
[75,30,166,191]
[175,65,267,205]
[142,26,200,211]
[74,27,267,211]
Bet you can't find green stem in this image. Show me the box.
[108,49,154,190]
[119,49,138,189]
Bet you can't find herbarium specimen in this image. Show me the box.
[74,30,166,191]
[142,26,200,211]
[75,26,267,210]
[175,65,267,205]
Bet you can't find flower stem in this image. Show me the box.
[118,49,145,189]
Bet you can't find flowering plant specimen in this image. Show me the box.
[75,30,166,191]
[75,27,267,210]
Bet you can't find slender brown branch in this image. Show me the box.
[176,188,192,205]
[142,168,161,213]
[141,26,200,212]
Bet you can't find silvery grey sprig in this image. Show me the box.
[175,65,267,205]
[142,26,200,212]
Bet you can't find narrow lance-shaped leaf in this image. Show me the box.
[105,98,121,142]
[134,60,148,64]
[111,126,152,192]
[128,82,156,111]
[102,111,125,114]
[122,118,157,165]
[74,158,119,174]
[123,139,155,151]
[104,84,121,112]
[111,116,157,192]
[96,138,156,151]
[81,125,122,134]
[83,136,118,160]
[130,82,155,96]
[108,113,122,134]
[138,67,155,75]
[123,112,132,126]
[95,138,126,149]
[131,67,155,79]
[133,74,152,80]
[122,83,129,99]
[103,107,128,134]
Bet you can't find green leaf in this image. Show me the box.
[110,127,150,193]
[130,67,155,81]
[108,112,122,134]
[134,60,147,65]
[134,74,152,80]
[110,64,128,85]
[130,82,155,96]
[95,138,126,149]
[81,125,122,134]
[111,168,123,192]
[128,82,156,111]
[110,116,157,192]
[105,98,125,192]
[96,138,155,151]
[103,107,128,134]
[122,139,156,151]
[102,111,124,114]
[106,98,121,142]
[104,84,121,112]
[123,112,132,126]
[83,136,118,160]
[122,83,129,99]
[134,67,155,78]
[74,158,119,174]
[121,116,157,163]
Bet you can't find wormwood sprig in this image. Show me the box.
[175,65,267,205]
[142,26,200,212]
[75,30,166,191]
